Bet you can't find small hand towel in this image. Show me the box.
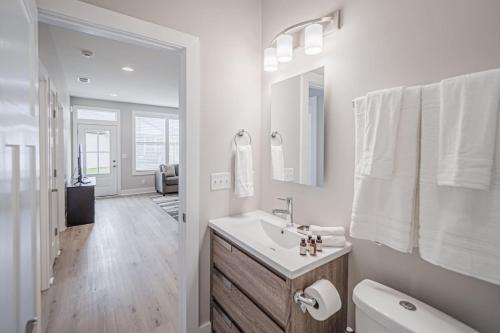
[361,87,404,179]
[420,82,500,286]
[310,225,345,236]
[322,235,346,248]
[350,86,421,253]
[234,145,254,198]
[271,145,285,181]
[438,68,500,190]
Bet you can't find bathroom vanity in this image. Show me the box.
[209,211,351,333]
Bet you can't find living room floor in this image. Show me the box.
[41,194,178,333]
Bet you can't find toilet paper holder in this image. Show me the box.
[294,290,318,310]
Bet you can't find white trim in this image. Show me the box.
[73,104,120,124]
[118,186,156,196]
[199,321,211,333]
[37,2,201,332]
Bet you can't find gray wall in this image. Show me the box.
[260,1,500,332]
[80,0,262,325]
[71,97,178,191]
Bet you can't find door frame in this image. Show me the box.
[72,105,122,195]
[37,1,201,332]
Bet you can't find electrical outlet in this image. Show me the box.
[141,179,145,184]
[211,172,231,191]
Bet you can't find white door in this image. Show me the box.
[78,124,119,196]
[0,0,40,333]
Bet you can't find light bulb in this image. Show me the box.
[263,47,278,72]
[304,23,323,55]
[276,34,293,63]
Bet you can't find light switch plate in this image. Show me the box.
[211,172,231,191]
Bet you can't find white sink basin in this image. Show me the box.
[209,210,352,279]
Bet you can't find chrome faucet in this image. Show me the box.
[272,197,294,228]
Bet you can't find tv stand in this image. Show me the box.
[66,176,96,227]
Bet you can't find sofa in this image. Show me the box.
[155,164,179,195]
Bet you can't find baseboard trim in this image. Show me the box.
[199,321,211,333]
[119,187,156,196]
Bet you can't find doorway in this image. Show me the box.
[38,1,200,332]
[77,124,119,196]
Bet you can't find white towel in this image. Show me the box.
[360,87,404,179]
[419,83,500,286]
[234,145,254,198]
[350,86,421,253]
[438,68,500,190]
[322,235,346,248]
[310,225,345,236]
[271,145,285,181]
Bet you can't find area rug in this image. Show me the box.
[151,194,179,220]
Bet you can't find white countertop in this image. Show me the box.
[209,210,352,279]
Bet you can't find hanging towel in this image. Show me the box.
[271,145,285,181]
[322,235,346,248]
[360,87,404,179]
[419,83,500,286]
[350,86,421,253]
[234,145,254,198]
[310,225,345,236]
[438,68,500,190]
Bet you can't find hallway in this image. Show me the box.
[42,194,178,333]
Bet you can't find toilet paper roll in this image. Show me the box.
[304,279,342,321]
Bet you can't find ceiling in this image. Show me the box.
[44,23,181,107]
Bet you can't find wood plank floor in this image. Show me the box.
[42,194,178,333]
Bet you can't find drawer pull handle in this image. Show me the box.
[215,236,232,252]
[215,306,233,328]
[221,312,233,328]
[222,276,233,290]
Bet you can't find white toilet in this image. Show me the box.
[353,279,478,333]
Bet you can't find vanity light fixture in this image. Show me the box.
[304,23,323,55]
[263,10,341,72]
[276,34,293,63]
[121,66,134,72]
[263,47,278,72]
[109,93,118,97]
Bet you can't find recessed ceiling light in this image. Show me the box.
[121,66,134,72]
[109,93,118,97]
[81,50,94,58]
[77,76,91,83]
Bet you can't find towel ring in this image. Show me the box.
[271,131,283,145]
[233,129,252,146]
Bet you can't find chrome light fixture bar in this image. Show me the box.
[263,10,341,72]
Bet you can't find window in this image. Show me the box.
[134,115,166,172]
[85,131,111,175]
[77,108,117,121]
[168,119,179,164]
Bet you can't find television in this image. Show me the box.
[75,144,90,184]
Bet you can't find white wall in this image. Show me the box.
[80,0,262,325]
[260,1,500,332]
[71,97,178,191]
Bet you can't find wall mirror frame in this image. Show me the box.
[270,66,325,187]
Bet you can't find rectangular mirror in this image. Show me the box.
[270,67,324,186]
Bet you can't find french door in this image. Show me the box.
[77,124,119,196]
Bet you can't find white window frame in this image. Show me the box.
[73,105,120,124]
[132,110,178,175]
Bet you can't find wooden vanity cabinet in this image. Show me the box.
[210,230,348,333]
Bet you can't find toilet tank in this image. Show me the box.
[353,279,478,333]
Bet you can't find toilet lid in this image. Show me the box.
[353,279,478,333]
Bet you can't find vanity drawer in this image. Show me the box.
[213,304,241,333]
[213,269,283,333]
[212,234,289,327]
